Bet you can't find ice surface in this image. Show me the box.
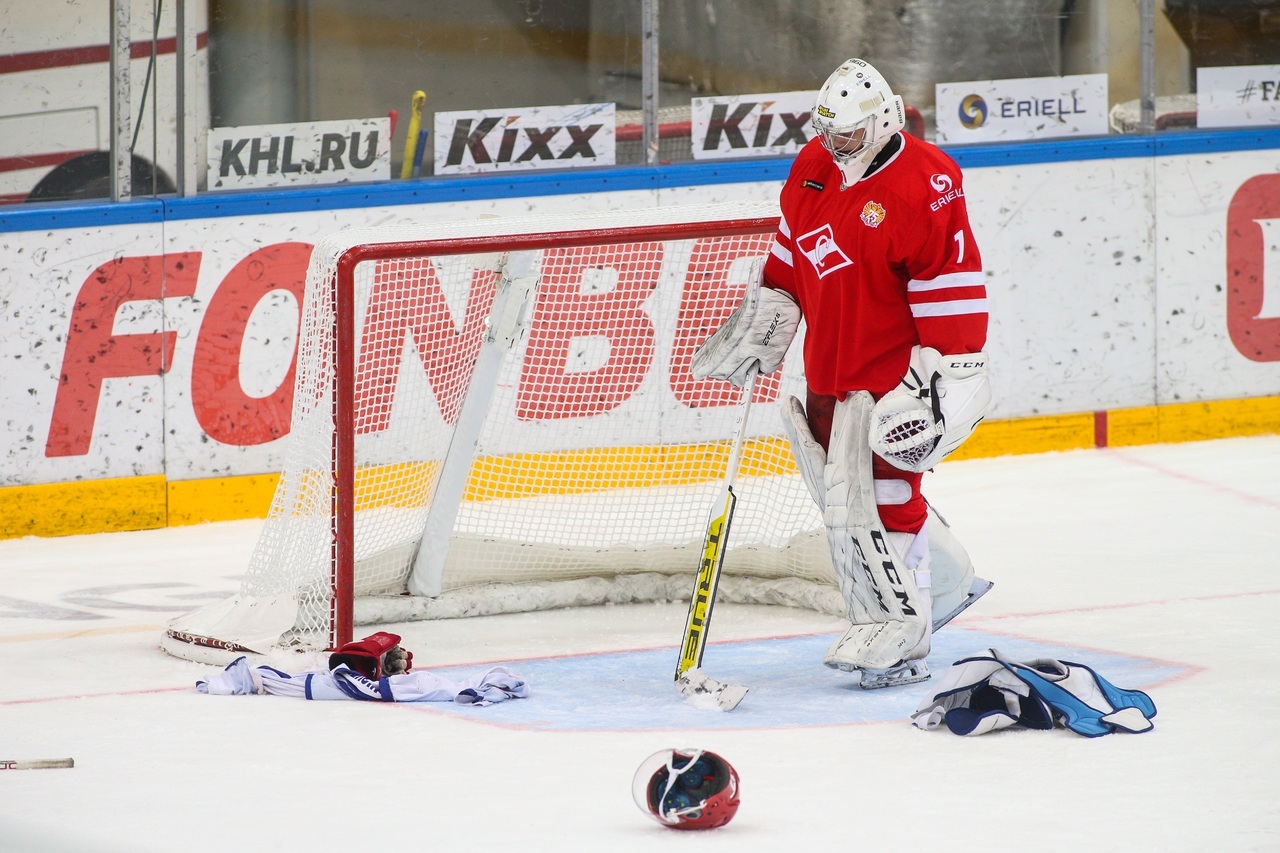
[2,436,1278,851]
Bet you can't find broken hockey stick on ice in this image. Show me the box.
[674,367,759,712]
[0,758,74,770]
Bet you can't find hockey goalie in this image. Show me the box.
[692,58,993,689]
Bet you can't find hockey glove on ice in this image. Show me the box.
[328,632,414,679]
[913,648,1156,737]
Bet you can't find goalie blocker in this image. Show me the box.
[689,260,801,388]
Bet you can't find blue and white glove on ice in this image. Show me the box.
[913,648,1156,737]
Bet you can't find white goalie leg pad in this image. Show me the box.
[820,391,930,676]
[896,530,932,634]
[924,507,974,624]
[924,505,994,630]
[781,395,826,510]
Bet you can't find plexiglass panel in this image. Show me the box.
[2,0,1272,205]
[0,0,202,204]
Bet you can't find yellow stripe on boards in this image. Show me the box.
[1123,396,1280,445]
[4,395,1278,540]
[463,437,794,502]
[0,475,166,539]
[167,473,279,525]
[949,411,1097,460]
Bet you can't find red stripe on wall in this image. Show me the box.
[1094,410,1108,447]
[615,121,693,142]
[0,150,95,174]
[0,32,207,75]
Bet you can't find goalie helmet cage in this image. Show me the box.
[163,200,841,665]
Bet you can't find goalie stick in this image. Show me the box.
[674,366,759,712]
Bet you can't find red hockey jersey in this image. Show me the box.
[763,133,988,398]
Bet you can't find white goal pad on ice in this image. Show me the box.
[162,200,841,664]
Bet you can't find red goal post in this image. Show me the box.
[163,200,839,666]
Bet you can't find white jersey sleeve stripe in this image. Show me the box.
[770,238,794,268]
[910,298,988,318]
[907,271,985,292]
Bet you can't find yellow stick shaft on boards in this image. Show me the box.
[400,91,426,179]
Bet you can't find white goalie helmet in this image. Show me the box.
[812,58,906,187]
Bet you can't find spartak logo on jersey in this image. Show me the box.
[796,224,854,278]
[860,201,886,228]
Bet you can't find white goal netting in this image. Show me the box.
[163,201,840,664]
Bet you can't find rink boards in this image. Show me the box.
[2,129,1280,536]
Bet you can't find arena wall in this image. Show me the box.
[3,129,1278,537]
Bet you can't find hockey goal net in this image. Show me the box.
[163,200,839,665]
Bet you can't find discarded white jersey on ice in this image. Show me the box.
[196,656,529,706]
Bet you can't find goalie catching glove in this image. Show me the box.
[691,263,801,386]
[870,346,992,473]
[328,632,413,679]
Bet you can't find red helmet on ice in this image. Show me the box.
[632,748,740,830]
